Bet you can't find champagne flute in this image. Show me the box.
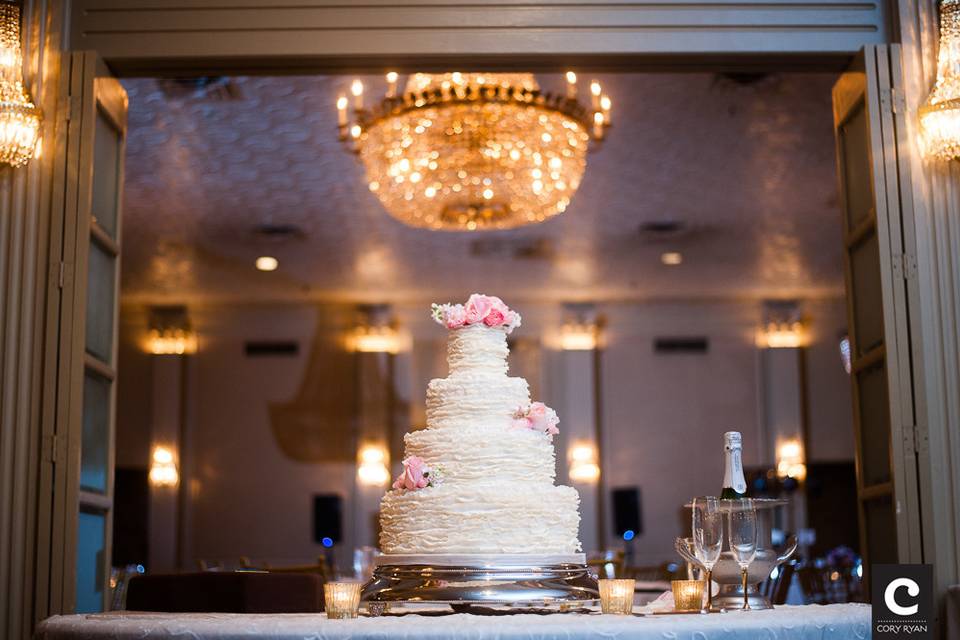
[692,497,723,612]
[726,498,758,610]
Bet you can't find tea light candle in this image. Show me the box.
[598,578,635,614]
[671,579,705,612]
[324,582,362,619]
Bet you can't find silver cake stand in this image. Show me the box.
[361,553,599,613]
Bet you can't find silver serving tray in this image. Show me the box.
[361,553,599,611]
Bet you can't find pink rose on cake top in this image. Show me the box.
[431,294,521,332]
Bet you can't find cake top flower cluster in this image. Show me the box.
[512,402,560,438]
[431,294,522,333]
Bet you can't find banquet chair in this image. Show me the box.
[586,550,624,579]
[125,571,324,613]
[760,560,796,605]
[264,556,334,583]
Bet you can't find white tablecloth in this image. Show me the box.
[38,604,871,640]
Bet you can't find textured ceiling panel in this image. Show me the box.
[121,72,843,304]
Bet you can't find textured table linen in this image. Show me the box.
[38,603,870,640]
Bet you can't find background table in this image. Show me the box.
[39,603,870,640]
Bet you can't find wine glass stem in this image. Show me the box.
[741,567,749,610]
[705,569,712,612]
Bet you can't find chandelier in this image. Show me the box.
[920,0,960,160]
[0,1,39,168]
[337,72,610,230]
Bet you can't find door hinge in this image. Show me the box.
[903,423,928,457]
[891,252,917,280]
[61,95,80,122]
[881,88,906,115]
[43,434,64,463]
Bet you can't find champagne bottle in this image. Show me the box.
[720,431,748,499]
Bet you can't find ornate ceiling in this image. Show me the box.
[121,72,843,304]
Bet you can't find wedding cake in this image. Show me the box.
[379,294,582,556]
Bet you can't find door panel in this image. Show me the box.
[51,51,127,614]
[831,44,923,581]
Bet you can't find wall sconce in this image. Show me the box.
[0,2,41,168]
[757,301,807,348]
[348,304,402,353]
[776,438,806,482]
[146,306,198,355]
[556,303,602,351]
[568,441,600,483]
[920,0,960,160]
[357,443,390,486]
[149,445,179,487]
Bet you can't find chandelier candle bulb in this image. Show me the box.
[566,71,577,98]
[599,579,635,614]
[336,95,348,126]
[386,71,399,98]
[324,582,362,619]
[601,95,612,125]
[590,80,602,109]
[351,79,364,110]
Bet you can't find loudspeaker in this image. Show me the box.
[312,494,343,545]
[611,487,642,538]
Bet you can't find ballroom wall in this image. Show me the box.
[116,296,852,571]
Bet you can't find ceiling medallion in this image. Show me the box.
[920,0,960,160]
[337,72,611,231]
[0,1,40,168]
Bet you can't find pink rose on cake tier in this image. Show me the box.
[392,456,430,491]
[511,402,560,437]
[431,294,522,333]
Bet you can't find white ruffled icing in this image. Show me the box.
[379,319,582,556]
[446,324,510,375]
[380,482,582,554]
[404,426,557,484]
[426,375,529,431]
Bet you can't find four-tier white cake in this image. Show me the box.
[379,295,582,555]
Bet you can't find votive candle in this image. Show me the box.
[598,578,635,615]
[324,582,362,619]
[671,579,705,612]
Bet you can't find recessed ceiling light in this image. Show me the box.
[255,256,279,272]
[661,252,683,266]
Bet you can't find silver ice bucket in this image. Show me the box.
[676,498,797,610]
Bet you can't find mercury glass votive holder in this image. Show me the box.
[324,582,362,619]
[598,578,635,614]
[671,579,705,612]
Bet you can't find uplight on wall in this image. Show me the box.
[919,0,960,160]
[0,2,41,168]
[357,444,390,486]
[776,438,806,482]
[560,322,598,351]
[350,325,401,354]
[757,301,807,348]
[568,441,600,483]
[146,306,197,355]
[149,446,179,487]
[348,304,404,353]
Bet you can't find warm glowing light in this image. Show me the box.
[149,446,179,487]
[776,438,806,481]
[324,582,362,619]
[337,72,609,230]
[146,328,197,355]
[357,444,390,486]
[0,3,41,168]
[255,256,278,272]
[350,325,401,353]
[569,442,600,483]
[600,95,612,111]
[560,323,598,350]
[386,71,398,84]
[920,0,960,160]
[590,81,602,97]
[661,251,683,265]
[351,79,363,96]
[598,579,635,615]
[565,71,577,84]
[758,321,806,348]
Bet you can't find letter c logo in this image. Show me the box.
[885,578,920,616]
